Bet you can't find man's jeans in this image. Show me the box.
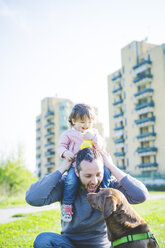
[33,232,110,248]
[33,232,75,248]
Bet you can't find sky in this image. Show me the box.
[0,0,165,172]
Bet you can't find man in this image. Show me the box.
[26,148,148,248]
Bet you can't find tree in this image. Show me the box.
[0,149,36,196]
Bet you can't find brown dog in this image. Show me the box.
[88,188,159,248]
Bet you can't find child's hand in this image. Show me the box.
[83,130,94,140]
[63,150,75,162]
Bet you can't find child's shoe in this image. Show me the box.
[61,204,73,222]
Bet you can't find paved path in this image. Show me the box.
[0,203,60,224]
[0,194,164,224]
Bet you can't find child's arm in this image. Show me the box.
[83,129,103,150]
[58,132,75,162]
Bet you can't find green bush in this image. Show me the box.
[146,184,165,191]
[0,150,37,197]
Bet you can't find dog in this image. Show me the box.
[88,188,159,248]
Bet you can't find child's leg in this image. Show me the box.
[101,166,112,188]
[63,167,79,205]
[61,167,79,222]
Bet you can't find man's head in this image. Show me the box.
[75,148,104,193]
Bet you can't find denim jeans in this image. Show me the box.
[63,167,79,205]
[33,232,110,248]
[101,166,111,188]
[33,232,75,248]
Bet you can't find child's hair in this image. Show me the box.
[69,103,96,126]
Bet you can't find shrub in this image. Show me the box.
[0,149,36,196]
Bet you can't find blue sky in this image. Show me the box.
[0,0,165,172]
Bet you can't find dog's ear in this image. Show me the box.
[103,195,117,219]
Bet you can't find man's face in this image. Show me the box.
[75,158,104,193]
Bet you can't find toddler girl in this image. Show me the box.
[58,103,111,222]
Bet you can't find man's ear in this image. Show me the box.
[75,167,79,177]
[103,195,117,219]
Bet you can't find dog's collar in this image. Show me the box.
[110,232,158,247]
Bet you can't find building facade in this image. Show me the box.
[108,40,165,177]
[36,97,73,178]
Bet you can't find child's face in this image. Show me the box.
[72,116,93,132]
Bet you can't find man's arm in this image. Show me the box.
[102,152,149,204]
[25,161,72,206]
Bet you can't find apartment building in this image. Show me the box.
[108,40,165,177]
[36,97,73,178]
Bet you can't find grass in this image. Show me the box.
[0,209,61,248]
[132,198,165,247]
[0,198,165,248]
[0,194,27,208]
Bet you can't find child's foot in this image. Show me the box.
[61,204,73,222]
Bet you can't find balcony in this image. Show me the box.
[37,163,41,168]
[36,137,41,141]
[112,86,122,94]
[44,111,54,119]
[137,162,158,168]
[113,112,124,118]
[134,88,154,97]
[114,125,124,131]
[136,132,156,139]
[36,154,41,159]
[133,73,153,83]
[44,132,55,137]
[114,138,125,144]
[113,99,123,106]
[44,122,54,128]
[118,165,126,170]
[114,152,125,157]
[136,147,157,154]
[132,59,152,70]
[135,100,154,111]
[112,73,122,81]
[45,142,55,147]
[45,162,55,167]
[135,116,155,125]
[36,118,41,123]
[45,151,55,157]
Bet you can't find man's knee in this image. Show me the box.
[33,233,48,248]
[33,232,74,248]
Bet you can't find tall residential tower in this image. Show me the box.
[108,40,165,177]
[36,97,73,178]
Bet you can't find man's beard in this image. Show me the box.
[83,182,101,193]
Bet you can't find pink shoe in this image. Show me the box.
[61,204,73,222]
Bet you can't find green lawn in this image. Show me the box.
[0,209,61,248]
[0,198,165,248]
[132,198,165,247]
[0,194,27,208]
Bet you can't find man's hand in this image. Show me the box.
[101,151,126,182]
[63,150,75,162]
[101,151,115,169]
